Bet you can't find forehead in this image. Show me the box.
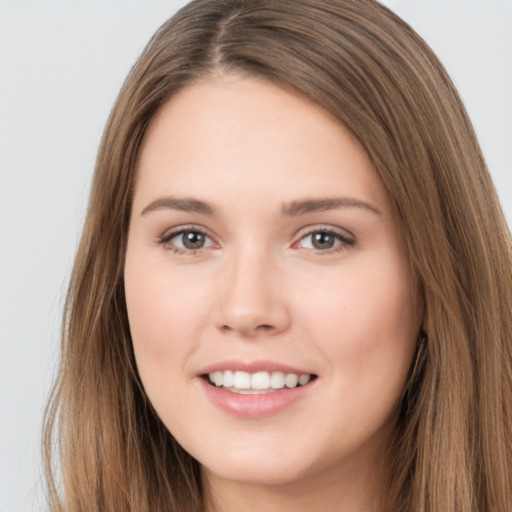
[133,75,390,215]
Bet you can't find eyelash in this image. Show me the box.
[157,224,356,256]
[157,225,215,256]
[295,225,356,254]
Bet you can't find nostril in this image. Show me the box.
[218,321,277,336]
[213,297,291,336]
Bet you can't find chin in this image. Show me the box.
[201,457,310,487]
[186,433,338,489]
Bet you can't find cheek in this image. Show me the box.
[123,259,216,438]
[124,249,211,385]
[295,249,418,388]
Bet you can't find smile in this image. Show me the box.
[199,362,318,417]
[207,370,313,394]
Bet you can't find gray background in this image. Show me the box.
[1,1,510,510]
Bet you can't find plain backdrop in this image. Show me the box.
[0,1,511,511]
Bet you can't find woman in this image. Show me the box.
[43,0,512,510]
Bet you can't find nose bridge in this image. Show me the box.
[214,241,289,336]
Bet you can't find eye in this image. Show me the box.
[159,227,216,253]
[296,228,355,252]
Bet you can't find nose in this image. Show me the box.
[213,251,290,337]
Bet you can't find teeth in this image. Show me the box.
[233,371,251,389]
[213,371,223,387]
[298,374,310,386]
[208,370,312,391]
[285,373,299,388]
[223,370,234,387]
[251,371,270,389]
[270,371,285,389]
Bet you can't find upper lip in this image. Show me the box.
[198,359,315,376]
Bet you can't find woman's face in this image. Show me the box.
[125,75,419,491]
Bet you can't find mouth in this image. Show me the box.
[203,370,317,394]
[199,363,318,417]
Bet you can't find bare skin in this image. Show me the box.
[124,74,419,512]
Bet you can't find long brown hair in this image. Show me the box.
[43,1,512,510]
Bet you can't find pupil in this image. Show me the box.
[312,232,334,249]
[183,231,205,249]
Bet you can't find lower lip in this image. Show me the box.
[200,378,315,418]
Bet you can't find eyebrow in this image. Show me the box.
[140,195,382,217]
[141,197,216,216]
[281,197,383,217]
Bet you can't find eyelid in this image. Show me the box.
[293,224,355,242]
[157,224,219,251]
[156,223,355,254]
[292,224,356,252]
